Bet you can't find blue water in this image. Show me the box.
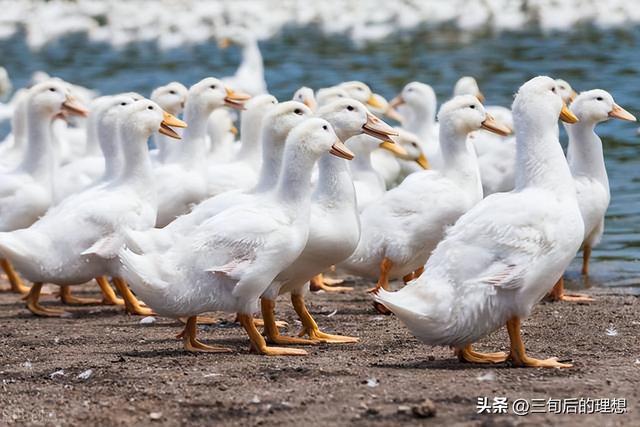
[1,26,639,292]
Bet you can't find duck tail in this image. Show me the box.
[372,288,437,341]
[117,246,166,295]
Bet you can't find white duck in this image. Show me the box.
[119,118,353,355]
[371,129,429,188]
[205,94,277,197]
[125,101,313,255]
[374,76,583,368]
[257,100,398,345]
[316,87,349,107]
[389,81,440,167]
[150,82,188,164]
[338,81,386,111]
[0,91,29,172]
[219,28,267,96]
[0,81,88,294]
[207,108,237,163]
[0,99,186,316]
[548,89,636,302]
[153,77,249,227]
[341,96,509,299]
[292,86,318,110]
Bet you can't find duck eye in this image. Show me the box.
[294,108,303,115]
[147,106,154,110]
[407,88,413,92]
[551,87,557,93]
[49,87,56,92]
[210,85,217,89]
[469,105,475,109]
[346,105,354,111]
[322,125,328,131]
[357,87,364,91]
[596,96,603,101]
[559,86,566,90]
[120,102,127,106]
[412,142,418,148]
[169,90,176,95]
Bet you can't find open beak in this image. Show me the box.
[608,104,637,122]
[366,94,385,110]
[480,114,512,136]
[62,96,89,117]
[379,140,408,157]
[388,95,405,110]
[416,153,429,169]
[224,87,251,110]
[230,125,238,135]
[476,91,485,103]
[329,139,355,160]
[159,111,187,139]
[559,102,579,124]
[362,112,398,140]
[384,106,404,123]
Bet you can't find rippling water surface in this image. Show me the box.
[1,26,639,292]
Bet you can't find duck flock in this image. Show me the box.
[0,30,637,368]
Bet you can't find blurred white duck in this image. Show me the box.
[0,91,29,172]
[219,28,267,96]
[54,93,143,203]
[341,96,509,307]
[207,108,237,163]
[338,81,386,111]
[153,77,249,227]
[548,89,636,302]
[0,99,186,316]
[0,81,88,294]
[205,94,277,197]
[371,129,429,187]
[374,76,582,368]
[119,118,353,355]
[125,101,313,255]
[258,100,398,345]
[389,82,440,167]
[316,87,349,107]
[150,82,188,164]
[292,86,318,110]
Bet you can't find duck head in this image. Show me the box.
[288,118,354,161]
[338,81,385,110]
[513,76,579,125]
[570,89,636,125]
[151,82,188,116]
[119,99,187,141]
[439,95,511,137]
[263,101,312,141]
[394,129,430,169]
[27,80,89,121]
[185,77,250,116]
[454,76,485,102]
[293,86,317,111]
[555,79,578,104]
[389,82,437,123]
[316,87,349,108]
[317,99,398,144]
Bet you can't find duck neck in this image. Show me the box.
[350,146,374,174]
[113,124,154,193]
[313,154,356,205]
[171,104,209,168]
[235,112,262,164]
[19,110,56,181]
[10,102,27,152]
[98,118,122,182]
[566,121,608,190]
[406,103,435,138]
[238,39,264,77]
[84,114,102,156]
[514,116,574,196]
[439,123,482,199]
[275,144,316,206]
[254,128,283,193]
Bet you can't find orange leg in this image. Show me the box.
[176,316,232,353]
[367,257,393,293]
[25,282,66,317]
[309,273,353,293]
[0,258,29,294]
[507,317,572,368]
[547,277,594,303]
[293,294,358,343]
[96,277,125,306]
[261,298,320,345]
[455,344,508,364]
[58,285,102,305]
[581,245,591,276]
[112,277,155,316]
[237,313,307,356]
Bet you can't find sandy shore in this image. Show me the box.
[0,278,638,426]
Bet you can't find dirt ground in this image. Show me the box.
[0,277,638,427]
